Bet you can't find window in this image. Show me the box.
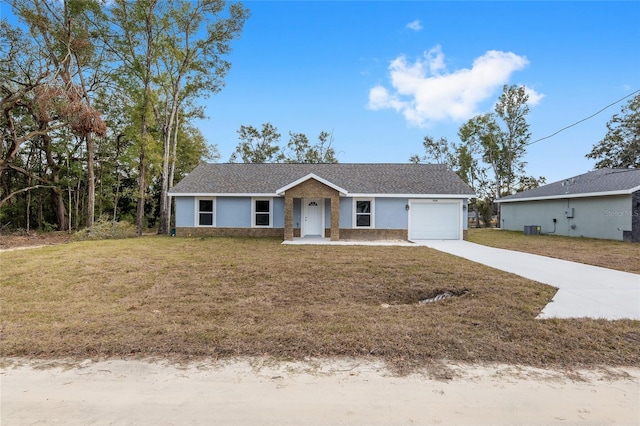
[354,198,374,228]
[252,198,272,227]
[197,198,215,226]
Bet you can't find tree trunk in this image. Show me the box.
[157,122,171,235]
[167,113,180,233]
[136,148,146,236]
[136,3,157,236]
[86,133,95,227]
[158,91,180,235]
[113,134,124,222]
[42,127,68,231]
[51,186,69,231]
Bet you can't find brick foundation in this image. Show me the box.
[335,228,408,241]
[175,227,285,238]
[175,227,410,241]
[176,227,468,241]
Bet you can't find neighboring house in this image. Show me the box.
[169,163,475,241]
[496,168,640,242]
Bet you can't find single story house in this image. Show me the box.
[169,163,475,241]
[496,168,640,242]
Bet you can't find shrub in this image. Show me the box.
[72,217,137,241]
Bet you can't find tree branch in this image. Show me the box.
[0,185,56,208]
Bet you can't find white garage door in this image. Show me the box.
[409,201,460,240]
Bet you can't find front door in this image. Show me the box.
[303,198,323,237]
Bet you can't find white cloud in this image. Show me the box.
[406,20,423,31]
[524,86,544,105]
[368,46,539,126]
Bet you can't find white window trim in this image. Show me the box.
[195,197,216,227]
[251,197,273,228]
[353,198,375,229]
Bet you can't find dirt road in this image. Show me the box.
[2,358,638,425]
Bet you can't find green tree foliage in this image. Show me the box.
[414,85,545,227]
[411,135,489,226]
[230,123,339,164]
[459,85,532,199]
[230,123,284,163]
[0,13,78,231]
[517,175,547,192]
[9,0,109,229]
[152,0,249,234]
[0,0,246,233]
[586,93,640,169]
[285,130,338,163]
[409,136,455,167]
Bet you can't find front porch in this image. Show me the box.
[281,176,343,241]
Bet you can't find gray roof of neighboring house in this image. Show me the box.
[169,163,475,196]
[497,168,640,203]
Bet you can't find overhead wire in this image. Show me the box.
[525,89,640,146]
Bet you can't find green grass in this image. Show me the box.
[1,236,638,372]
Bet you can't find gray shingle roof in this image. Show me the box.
[497,168,640,202]
[169,163,475,196]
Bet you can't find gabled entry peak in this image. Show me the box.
[276,173,348,196]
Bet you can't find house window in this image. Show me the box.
[197,198,215,226]
[354,198,374,228]
[252,198,272,227]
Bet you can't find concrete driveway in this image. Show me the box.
[414,240,640,320]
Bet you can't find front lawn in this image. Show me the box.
[468,228,640,274]
[1,237,638,372]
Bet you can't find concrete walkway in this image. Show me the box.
[282,237,414,246]
[415,240,640,321]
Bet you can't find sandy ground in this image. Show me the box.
[0,244,47,253]
[1,358,639,426]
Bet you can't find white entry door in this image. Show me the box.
[303,198,323,237]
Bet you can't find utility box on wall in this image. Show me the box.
[524,225,541,235]
[565,207,574,218]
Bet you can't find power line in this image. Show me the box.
[526,89,640,146]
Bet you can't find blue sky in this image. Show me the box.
[2,1,638,184]
[202,0,640,183]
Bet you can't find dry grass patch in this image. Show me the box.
[1,236,639,373]
[468,228,640,274]
[0,231,71,250]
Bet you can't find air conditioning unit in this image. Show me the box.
[524,225,541,235]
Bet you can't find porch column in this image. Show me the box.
[284,192,294,241]
[330,194,340,241]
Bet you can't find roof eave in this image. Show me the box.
[349,193,476,199]
[169,192,280,197]
[497,188,637,203]
[169,192,476,198]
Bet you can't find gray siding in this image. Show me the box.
[501,195,633,241]
[272,198,285,228]
[463,199,469,231]
[175,195,469,233]
[629,191,640,242]
[340,197,353,228]
[339,197,409,229]
[375,198,408,229]
[293,199,302,228]
[217,197,251,227]
[175,197,195,227]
